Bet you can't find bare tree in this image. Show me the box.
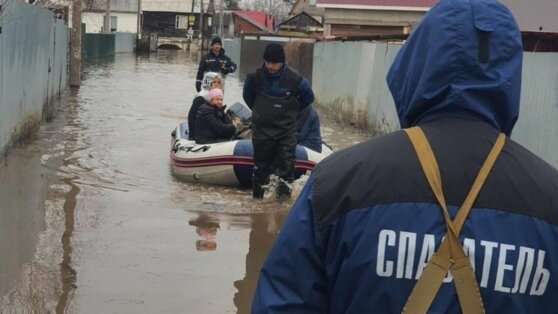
[241,0,292,21]
[224,0,239,10]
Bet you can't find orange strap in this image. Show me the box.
[402,127,505,314]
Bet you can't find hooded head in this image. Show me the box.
[200,72,222,93]
[386,0,523,135]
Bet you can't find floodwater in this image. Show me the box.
[0,50,370,313]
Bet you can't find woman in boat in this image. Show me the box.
[195,88,240,144]
[188,73,223,141]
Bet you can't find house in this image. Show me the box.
[500,0,558,52]
[141,0,211,38]
[316,0,436,37]
[500,0,558,33]
[232,10,275,36]
[277,11,323,37]
[81,0,139,33]
[25,0,70,21]
[209,10,235,38]
[289,0,324,23]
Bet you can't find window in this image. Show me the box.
[176,15,188,29]
[110,16,117,32]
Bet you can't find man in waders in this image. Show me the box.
[251,0,558,313]
[243,43,315,200]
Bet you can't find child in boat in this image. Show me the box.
[188,72,223,141]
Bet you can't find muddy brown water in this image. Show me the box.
[0,50,371,313]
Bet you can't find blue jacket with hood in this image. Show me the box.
[251,0,558,313]
[297,106,322,153]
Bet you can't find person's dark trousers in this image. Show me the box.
[274,134,296,200]
[252,138,275,199]
[252,135,296,199]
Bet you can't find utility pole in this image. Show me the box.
[70,0,82,87]
[219,0,223,37]
[136,0,141,40]
[104,0,111,33]
[199,0,204,49]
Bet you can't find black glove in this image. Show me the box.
[221,63,229,74]
[195,81,201,92]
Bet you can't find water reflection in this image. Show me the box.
[189,213,220,252]
[0,90,82,312]
[233,210,288,314]
[0,139,49,310]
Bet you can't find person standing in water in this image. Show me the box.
[243,43,315,200]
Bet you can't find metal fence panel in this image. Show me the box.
[312,41,558,169]
[83,33,116,59]
[513,52,558,168]
[0,0,68,154]
[115,32,135,53]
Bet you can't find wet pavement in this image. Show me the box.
[0,50,371,313]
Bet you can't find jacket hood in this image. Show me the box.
[386,0,522,135]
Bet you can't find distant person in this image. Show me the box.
[243,43,315,200]
[252,0,558,313]
[188,72,223,140]
[195,37,237,92]
[296,105,322,153]
[195,88,240,144]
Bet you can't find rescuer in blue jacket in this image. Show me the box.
[251,0,558,313]
[195,37,237,92]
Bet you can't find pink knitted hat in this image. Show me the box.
[205,88,223,102]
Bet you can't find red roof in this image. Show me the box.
[317,0,436,7]
[233,11,276,32]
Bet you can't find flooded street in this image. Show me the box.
[0,50,370,313]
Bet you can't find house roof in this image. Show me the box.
[316,0,558,32]
[279,11,323,27]
[317,0,436,11]
[233,10,275,32]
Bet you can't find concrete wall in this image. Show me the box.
[0,0,69,155]
[82,12,138,34]
[312,41,558,169]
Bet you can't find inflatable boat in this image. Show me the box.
[170,103,332,187]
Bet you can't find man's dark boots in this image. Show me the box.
[276,178,292,201]
[253,177,265,199]
[252,168,269,199]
